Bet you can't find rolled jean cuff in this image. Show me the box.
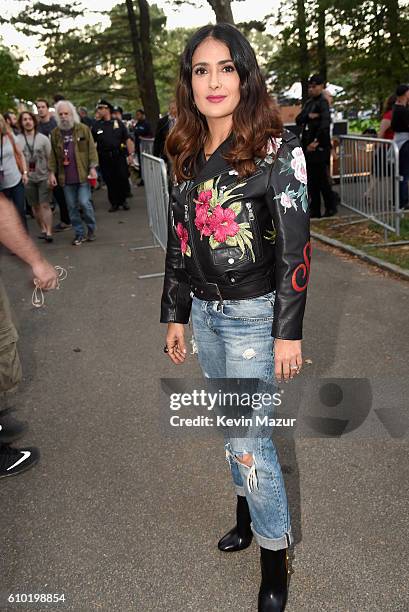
[235,485,245,497]
[251,523,293,551]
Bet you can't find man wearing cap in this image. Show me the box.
[92,100,134,212]
[391,84,409,210]
[296,75,337,218]
[112,105,123,122]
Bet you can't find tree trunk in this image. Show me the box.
[125,0,159,130]
[207,0,234,24]
[137,0,160,130]
[317,1,327,83]
[296,0,309,103]
[385,0,401,85]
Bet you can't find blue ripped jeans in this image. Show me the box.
[191,292,293,551]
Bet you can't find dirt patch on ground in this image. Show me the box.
[311,216,409,270]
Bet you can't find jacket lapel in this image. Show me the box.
[187,134,234,194]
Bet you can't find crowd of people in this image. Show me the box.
[0,95,176,478]
[0,96,172,248]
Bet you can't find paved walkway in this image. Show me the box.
[1,187,408,611]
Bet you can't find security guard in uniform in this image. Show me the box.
[92,100,134,211]
[295,75,337,218]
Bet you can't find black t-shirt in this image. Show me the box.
[92,119,129,155]
[37,116,57,138]
[391,104,409,133]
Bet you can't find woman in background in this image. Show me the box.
[0,113,28,229]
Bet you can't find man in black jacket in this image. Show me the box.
[153,101,177,160]
[296,74,337,218]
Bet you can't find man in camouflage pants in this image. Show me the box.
[0,192,57,477]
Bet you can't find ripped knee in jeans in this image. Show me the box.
[225,444,259,493]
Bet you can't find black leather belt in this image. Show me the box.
[190,276,275,301]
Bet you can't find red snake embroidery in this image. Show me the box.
[292,241,311,292]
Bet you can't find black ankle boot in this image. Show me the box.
[258,547,289,611]
[218,495,253,552]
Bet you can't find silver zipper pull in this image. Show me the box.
[184,203,189,222]
[246,202,254,220]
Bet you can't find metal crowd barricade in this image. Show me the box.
[339,135,401,235]
[130,152,169,279]
[139,137,154,183]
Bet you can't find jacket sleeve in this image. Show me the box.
[265,136,311,340]
[160,192,192,324]
[86,126,98,168]
[49,131,57,174]
[316,98,331,146]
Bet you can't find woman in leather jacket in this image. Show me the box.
[161,24,311,612]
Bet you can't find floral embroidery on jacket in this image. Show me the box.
[277,146,309,212]
[194,177,257,262]
[176,222,191,256]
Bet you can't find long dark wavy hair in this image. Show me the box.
[166,23,283,182]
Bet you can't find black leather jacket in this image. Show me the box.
[296,93,331,157]
[160,130,311,340]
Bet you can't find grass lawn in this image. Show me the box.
[311,215,409,270]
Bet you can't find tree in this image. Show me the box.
[0,45,30,111]
[296,0,310,102]
[11,1,163,122]
[317,0,327,83]
[126,0,160,128]
[207,0,234,23]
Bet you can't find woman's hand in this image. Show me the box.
[274,339,302,382]
[22,172,29,186]
[165,323,187,365]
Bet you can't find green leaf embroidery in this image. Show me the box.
[241,233,255,263]
[225,236,238,246]
[264,229,276,242]
[236,233,246,259]
[229,201,242,215]
[209,235,219,249]
[185,245,192,257]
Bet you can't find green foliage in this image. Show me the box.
[0,45,30,111]
[6,0,409,117]
[348,118,381,134]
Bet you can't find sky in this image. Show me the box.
[0,0,275,75]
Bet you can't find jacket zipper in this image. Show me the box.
[245,201,262,259]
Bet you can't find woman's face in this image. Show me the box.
[191,37,240,121]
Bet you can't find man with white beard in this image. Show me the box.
[49,101,99,245]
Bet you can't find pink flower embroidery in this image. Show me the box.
[194,201,210,233]
[197,189,212,204]
[176,222,189,254]
[290,147,307,184]
[207,205,240,243]
[280,192,297,212]
[267,137,283,155]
